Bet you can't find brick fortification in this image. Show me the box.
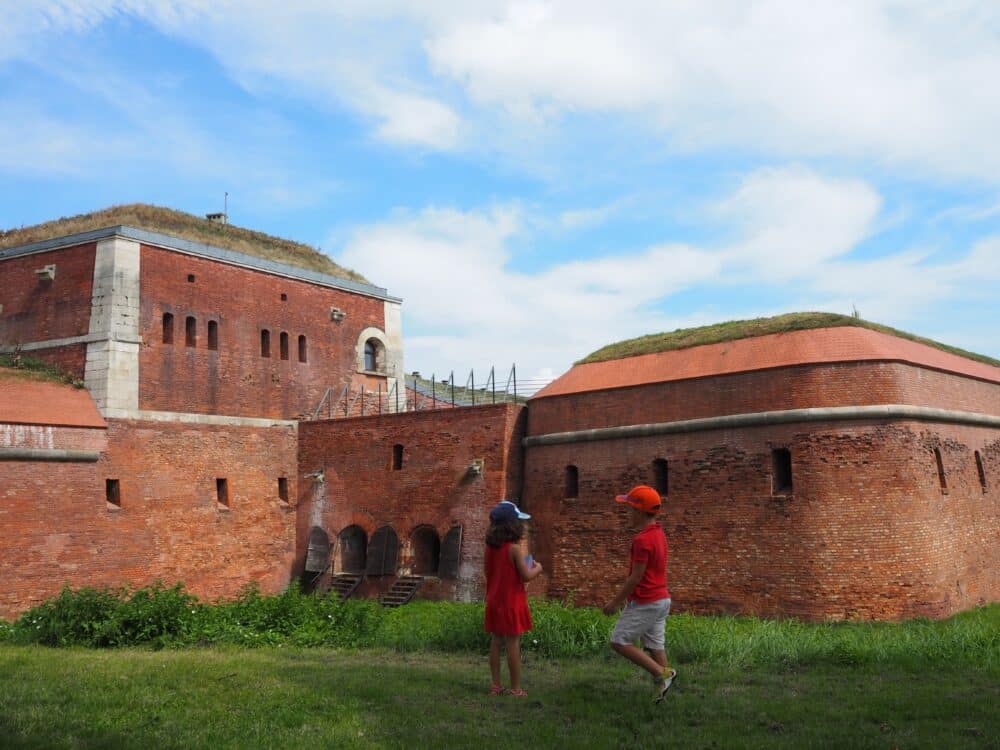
[522,329,999,620]
[1,211,997,622]
[297,404,526,601]
[0,218,404,619]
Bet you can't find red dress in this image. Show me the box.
[484,542,533,635]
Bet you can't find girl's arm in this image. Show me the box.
[509,544,543,582]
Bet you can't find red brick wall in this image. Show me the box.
[528,361,1000,436]
[138,245,388,419]
[522,420,999,621]
[0,418,297,619]
[0,244,96,351]
[297,404,526,600]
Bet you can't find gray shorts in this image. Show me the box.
[610,598,671,650]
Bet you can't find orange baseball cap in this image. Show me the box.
[615,485,661,512]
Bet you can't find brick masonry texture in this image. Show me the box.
[522,358,1000,620]
[139,245,388,419]
[0,244,97,351]
[0,418,297,619]
[528,361,1000,436]
[297,404,526,601]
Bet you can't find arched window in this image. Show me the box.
[298,335,307,363]
[439,525,463,579]
[260,329,271,357]
[366,526,399,576]
[365,340,377,371]
[304,526,330,574]
[207,320,218,351]
[185,316,196,347]
[652,459,669,496]
[565,464,579,498]
[280,331,289,360]
[339,526,367,574]
[411,526,441,576]
[162,313,174,344]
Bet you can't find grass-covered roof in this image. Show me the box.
[0,204,366,283]
[578,312,1000,368]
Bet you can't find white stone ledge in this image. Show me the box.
[104,409,297,429]
[523,404,1000,447]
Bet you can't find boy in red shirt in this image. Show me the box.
[602,485,676,703]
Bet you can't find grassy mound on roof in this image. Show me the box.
[578,312,1000,367]
[0,204,366,283]
[0,353,84,387]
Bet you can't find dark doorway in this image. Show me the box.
[339,525,367,573]
[411,526,441,576]
[366,526,399,576]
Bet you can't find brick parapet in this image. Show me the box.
[527,361,1000,437]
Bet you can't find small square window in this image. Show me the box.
[187,274,195,283]
[280,293,287,301]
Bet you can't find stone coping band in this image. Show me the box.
[0,225,401,303]
[522,404,1000,447]
[0,448,100,462]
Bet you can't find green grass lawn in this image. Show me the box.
[1,646,996,750]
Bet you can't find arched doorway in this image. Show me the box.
[411,526,441,576]
[339,525,367,574]
[366,526,399,576]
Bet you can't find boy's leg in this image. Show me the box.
[489,634,504,688]
[505,635,522,691]
[611,642,667,679]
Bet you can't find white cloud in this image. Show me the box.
[337,202,721,378]
[9,1,1000,172]
[714,166,883,280]
[336,167,999,376]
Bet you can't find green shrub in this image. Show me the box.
[5,583,996,669]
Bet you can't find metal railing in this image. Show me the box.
[309,365,555,420]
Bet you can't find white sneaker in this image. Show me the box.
[654,669,676,703]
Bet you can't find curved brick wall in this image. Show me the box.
[522,419,998,620]
[523,332,999,621]
[528,361,1000,437]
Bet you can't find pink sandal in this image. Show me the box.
[505,688,528,697]
[489,684,505,696]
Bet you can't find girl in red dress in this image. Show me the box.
[485,500,543,697]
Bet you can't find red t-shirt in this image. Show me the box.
[628,522,669,603]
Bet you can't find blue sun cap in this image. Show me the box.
[489,499,530,522]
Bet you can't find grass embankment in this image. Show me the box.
[578,312,1000,367]
[0,203,365,282]
[0,353,83,387]
[0,588,996,748]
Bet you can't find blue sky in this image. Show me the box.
[2,2,998,383]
